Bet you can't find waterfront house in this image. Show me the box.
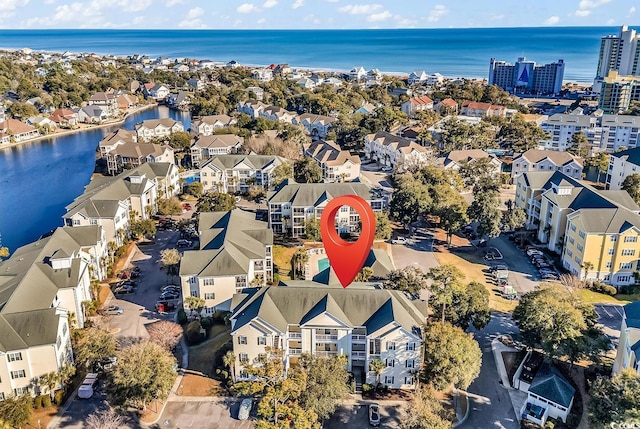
[77,105,108,124]
[267,182,383,237]
[303,139,361,182]
[143,83,170,101]
[167,91,190,109]
[88,92,118,117]
[401,96,434,117]
[350,67,367,81]
[293,113,337,140]
[364,131,430,171]
[105,142,174,175]
[99,129,137,157]
[192,115,237,136]
[199,154,286,193]
[49,108,78,127]
[0,118,39,142]
[408,71,428,85]
[116,94,138,110]
[191,134,244,166]
[135,118,184,142]
[179,210,273,312]
[26,116,57,131]
[229,284,426,389]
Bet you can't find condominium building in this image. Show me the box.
[179,210,273,312]
[515,171,640,286]
[400,96,434,117]
[190,135,243,167]
[199,154,287,193]
[229,284,427,389]
[511,149,583,180]
[607,147,640,190]
[613,301,640,375]
[540,114,600,153]
[191,115,237,136]
[364,131,430,171]
[134,118,184,142]
[267,182,383,237]
[460,101,506,118]
[594,26,640,92]
[292,114,337,140]
[303,140,361,182]
[597,72,640,114]
[489,57,565,95]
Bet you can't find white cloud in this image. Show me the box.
[0,0,30,17]
[44,0,55,4]
[257,17,266,24]
[178,18,207,29]
[166,0,184,6]
[303,13,321,24]
[338,4,382,15]
[607,18,615,24]
[575,9,591,16]
[630,6,636,14]
[543,15,560,25]
[108,0,152,13]
[427,4,447,22]
[132,16,144,24]
[367,10,391,22]
[263,0,277,8]
[186,7,204,19]
[488,13,504,21]
[575,0,612,17]
[325,0,339,2]
[291,0,303,9]
[237,3,257,13]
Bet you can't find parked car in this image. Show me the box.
[527,248,543,257]
[391,236,408,245]
[159,291,179,300]
[95,356,117,372]
[238,398,252,420]
[77,373,99,399]
[381,166,392,172]
[182,203,192,211]
[490,264,509,272]
[369,403,381,427]
[177,239,193,248]
[162,285,181,294]
[114,285,134,294]
[99,305,123,316]
[156,301,176,312]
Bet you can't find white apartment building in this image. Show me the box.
[229,284,426,389]
[191,115,237,136]
[87,92,118,117]
[134,118,184,142]
[540,114,600,153]
[190,135,243,167]
[511,149,583,180]
[364,131,430,171]
[608,147,640,190]
[179,210,273,312]
[199,154,287,193]
[599,114,640,152]
[292,114,337,140]
[303,140,361,182]
[237,100,267,119]
[268,182,383,237]
[613,301,640,375]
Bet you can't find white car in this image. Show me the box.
[391,236,408,245]
[381,166,392,172]
[369,403,381,427]
[238,398,252,420]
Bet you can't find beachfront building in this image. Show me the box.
[63,162,180,244]
[400,96,434,117]
[489,57,565,95]
[251,68,273,83]
[192,115,237,136]
[364,131,430,171]
[594,26,640,92]
[134,118,184,142]
[350,67,367,81]
[613,301,640,375]
[0,118,39,143]
[515,171,640,285]
[511,149,583,181]
[88,92,118,117]
[191,135,244,166]
[292,113,337,140]
[199,154,287,193]
[303,140,361,182]
[179,210,273,313]
[267,182,383,237]
[597,72,640,114]
[99,129,137,157]
[408,71,428,85]
[229,284,426,389]
[607,147,640,190]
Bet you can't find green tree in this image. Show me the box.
[355,266,374,282]
[298,354,350,421]
[589,369,640,427]
[185,181,204,197]
[501,200,527,231]
[304,218,321,241]
[157,197,183,215]
[271,162,294,188]
[8,101,39,119]
[160,248,181,279]
[167,130,192,150]
[384,266,428,295]
[291,248,309,280]
[621,173,640,206]
[586,152,610,184]
[427,264,465,324]
[129,218,156,239]
[568,131,590,158]
[400,387,452,429]
[458,157,497,190]
[223,350,236,381]
[108,341,177,410]
[368,358,385,390]
[184,296,206,315]
[467,186,501,240]
[422,322,482,390]
[0,394,32,429]
[389,179,431,227]
[433,281,490,330]
[196,192,236,212]
[40,371,61,402]
[74,327,116,371]
[495,114,548,152]
[0,246,9,260]
[374,211,393,240]
[294,157,323,183]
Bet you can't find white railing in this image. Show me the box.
[289,349,302,355]
[315,350,338,356]
[352,335,367,341]
[351,351,367,358]
[316,334,338,341]
[289,332,302,339]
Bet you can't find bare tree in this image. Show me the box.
[85,408,126,429]
[146,320,183,351]
[559,273,585,291]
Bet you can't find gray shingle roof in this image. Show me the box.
[0,308,61,352]
[268,182,373,206]
[517,149,583,167]
[611,147,640,166]
[528,363,575,408]
[200,154,286,171]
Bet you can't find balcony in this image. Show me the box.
[315,350,338,356]
[316,334,338,341]
[352,335,366,342]
[289,332,302,339]
[351,351,366,359]
[290,348,302,355]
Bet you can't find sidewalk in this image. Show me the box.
[491,339,527,423]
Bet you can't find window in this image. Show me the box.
[385,358,395,367]
[620,262,633,270]
[62,323,68,336]
[386,342,396,351]
[13,387,29,396]
[405,359,415,368]
[571,224,577,232]
[404,377,414,385]
[7,352,22,362]
[625,236,638,243]
[608,248,615,255]
[11,370,26,379]
[90,219,98,225]
[384,376,395,385]
[622,249,636,256]
[238,336,247,345]
[579,230,586,239]
[239,353,249,363]
[190,290,199,298]
[406,342,415,351]
[340,206,349,213]
[73,219,80,226]
[575,256,581,264]
[606,261,613,268]
[258,337,267,345]
[577,243,584,252]
[204,306,215,314]
[0,392,4,401]
[611,236,618,242]
[204,293,215,300]
[203,278,214,286]
[566,249,573,257]
[56,336,61,349]
[568,237,575,244]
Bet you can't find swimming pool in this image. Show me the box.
[318,258,330,272]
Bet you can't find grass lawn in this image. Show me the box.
[272,245,297,280]
[29,406,58,428]
[98,284,111,305]
[615,293,640,303]
[578,289,629,304]
[176,373,226,396]
[188,327,231,377]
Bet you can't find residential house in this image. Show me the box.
[366,69,382,86]
[293,113,337,140]
[246,86,264,101]
[350,67,367,81]
[88,92,118,117]
[323,77,343,89]
[134,118,184,142]
[173,64,189,73]
[355,103,376,115]
[0,118,39,143]
[513,353,575,426]
[364,131,430,171]
[191,135,244,166]
[229,284,426,389]
[199,154,287,193]
[515,171,640,285]
[511,149,583,180]
[400,96,434,117]
[167,91,190,109]
[186,78,206,91]
[608,148,640,190]
[179,210,273,312]
[99,129,137,157]
[77,105,108,124]
[434,98,458,115]
[261,106,296,124]
[105,142,174,175]
[275,64,291,75]
[613,301,640,374]
[303,139,361,182]
[63,163,179,244]
[252,68,273,83]
[48,109,78,127]
[143,83,170,100]
[116,94,137,110]
[426,73,445,86]
[297,78,316,90]
[267,182,383,237]
[26,116,57,131]
[436,149,503,174]
[408,71,428,85]
[237,100,267,119]
[192,115,237,136]
[461,100,506,117]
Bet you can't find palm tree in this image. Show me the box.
[369,358,385,391]
[41,371,61,402]
[291,248,309,280]
[582,261,594,282]
[222,350,236,381]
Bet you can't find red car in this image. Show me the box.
[182,203,192,211]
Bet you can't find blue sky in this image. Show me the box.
[0,0,637,29]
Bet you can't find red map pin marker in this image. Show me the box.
[320,194,376,288]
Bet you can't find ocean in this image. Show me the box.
[0,26,630,83]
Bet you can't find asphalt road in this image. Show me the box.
[458,313,520,429]
[489,236,539,294]
[154,399,255,429]
[325,401,403,429]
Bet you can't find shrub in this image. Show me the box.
[200,317,212,330]
[177,309,187,325]
[362,383,374,394]
[211,311,229,325]
[34,395,44,409]
[42,395,52,408]
[54,390,64,405]
[186,321,205,345]
[589,281,617,296]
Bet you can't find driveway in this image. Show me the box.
[489,236,539,294]
[325,401,403,429]
[153,398,255,429]
[458,313,520,429]
[390,224,439,274]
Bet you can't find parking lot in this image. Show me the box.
[595,303,624,340]
[325,402,403,429]
[154,399,256,429]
